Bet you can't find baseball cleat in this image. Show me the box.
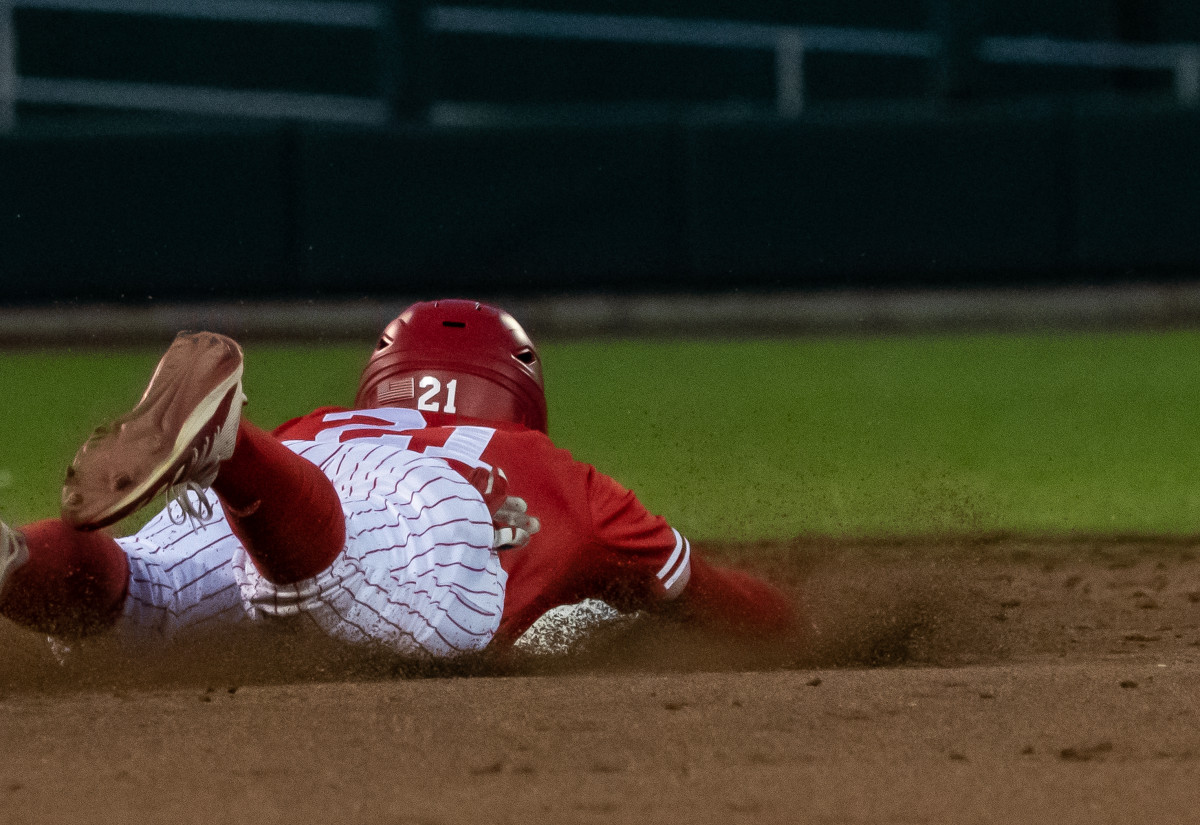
[0,520,30,598]
[61,331,247,530]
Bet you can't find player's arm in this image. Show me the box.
[586,469,797,637]
[587,472,693,605]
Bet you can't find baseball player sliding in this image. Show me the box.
[0,300,797,659]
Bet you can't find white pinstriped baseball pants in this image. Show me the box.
[114,442,506,658]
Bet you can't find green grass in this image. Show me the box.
[3,330,1199,540]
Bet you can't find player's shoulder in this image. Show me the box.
[271,406,350,439]
[483,420,569,454]
[485,426,615,489]
[273,406,438,441]
[422,413,575,463]
[484,426,648,523]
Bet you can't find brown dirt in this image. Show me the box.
[3,535,1200,824]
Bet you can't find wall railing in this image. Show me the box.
[2,1,1199,132]
[0,0,393,131]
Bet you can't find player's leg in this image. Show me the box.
[0,518,129,636]
[209,420,344,584]
[234,445,504,656]
[1,513,253,644]
[60,331,345,585]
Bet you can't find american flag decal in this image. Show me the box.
[378,377,415,404]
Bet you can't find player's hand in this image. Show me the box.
[446,461,541,551]
[491,493,540,551]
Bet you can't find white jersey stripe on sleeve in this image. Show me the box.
[661,537,691,599]
[656,529,685,580]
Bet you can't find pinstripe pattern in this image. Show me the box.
[116,492,250,645]
[113,438,506,657]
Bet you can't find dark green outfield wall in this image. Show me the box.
[3,102,1199,303]
[2,128,297,300]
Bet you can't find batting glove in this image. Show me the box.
[446,461,541,552]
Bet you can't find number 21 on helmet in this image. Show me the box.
[355,299,549,434]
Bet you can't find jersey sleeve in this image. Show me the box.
[585,468,692,601]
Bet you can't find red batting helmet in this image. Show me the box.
[355,300,548,433]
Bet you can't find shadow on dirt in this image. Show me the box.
[0,535,1036,695]
[11,531,1198,693]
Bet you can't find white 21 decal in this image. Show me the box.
[417,376,458,413]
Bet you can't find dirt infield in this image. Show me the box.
[2,535,1200,824]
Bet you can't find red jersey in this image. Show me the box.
[274,406,692,646]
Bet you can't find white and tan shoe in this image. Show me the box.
[61,332,246,530]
